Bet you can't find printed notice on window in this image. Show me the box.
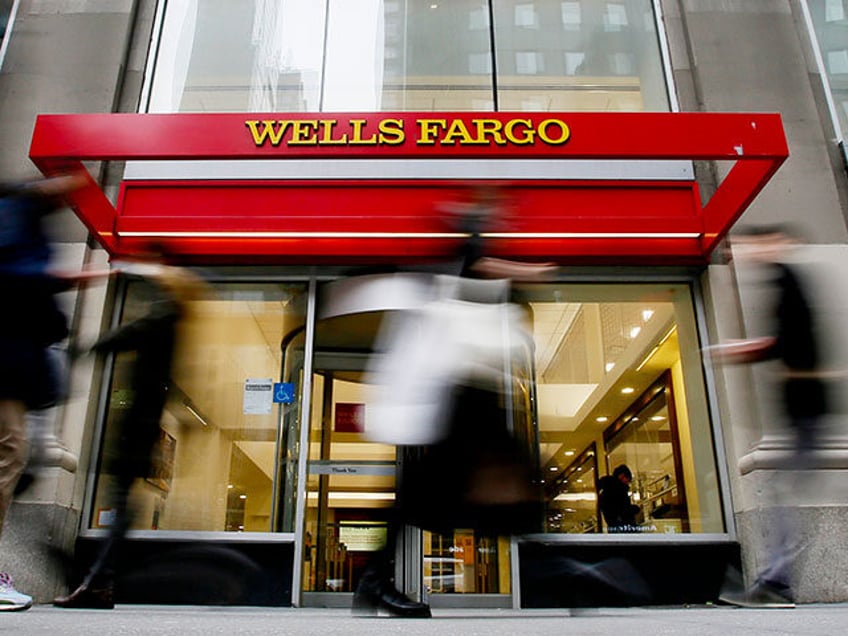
[243,378,273,415]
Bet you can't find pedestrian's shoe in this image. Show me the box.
[0,573,33,611]
[719,579,794,609]
[53,581,115,610]
[352,578,431,618]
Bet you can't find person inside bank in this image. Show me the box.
[597,464,641,533]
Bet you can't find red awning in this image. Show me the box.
[29,111,788,265]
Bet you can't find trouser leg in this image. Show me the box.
[0,399,28,535]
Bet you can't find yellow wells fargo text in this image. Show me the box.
[244,117,571,148]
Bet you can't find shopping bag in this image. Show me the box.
[364,275,528,445]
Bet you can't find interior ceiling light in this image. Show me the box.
[549,466,559,471]
[605,362,615,372]
[564,450,576,456]
[621,387,635,394]
[629,326,642,339]
[651,415,666,421]
[596,416,608,422]
[642,309,654,321]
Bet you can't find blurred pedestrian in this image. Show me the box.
[0,173,93,611]
[354,190,548,617]
[597,464,641,533]
[53,250,206,609]
[712,225,830,608]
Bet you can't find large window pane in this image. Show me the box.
[149,0,327,112]
[807,1,848,141]
[0,0,15,70]
[90,281,307,533]
[391,0,495,110]
[148,0,493,113]
[513,283,723,535]
[147,0,669,113]
[493,0,670,111]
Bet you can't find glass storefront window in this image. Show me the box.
[805,1,848,144]
[0,0,16,70]
[89,281,307,533]
[513,282,724,535]
[147,0,669,113]
[493,0,670,111]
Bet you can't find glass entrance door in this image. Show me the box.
[301,346,397,598]
[298,275,530,608]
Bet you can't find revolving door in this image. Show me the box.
[288,274,539,608]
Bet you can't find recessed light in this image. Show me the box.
[621,387,635,394]
[651,415,666,421]
[642,309,654,321]
[239,494,247,500]
[564,450,575,456]
[549,466,559,471]
[596,416,608,422]
[629,326,642,339]
[605,362,615,372]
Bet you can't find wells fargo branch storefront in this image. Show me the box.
[30,110,788,608]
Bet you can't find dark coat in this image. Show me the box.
[597,475,640,532]
[93,285,182,480]
[772,263,827,419]
[0,186,70,408]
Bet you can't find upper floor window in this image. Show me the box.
[146,0,671,113]
[561,2,582,31]
[805,1,848,152]
[0,0,19,70]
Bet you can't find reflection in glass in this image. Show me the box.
[423,531,510,594]
[90,282,307,533]
[545,445,599,533]
[493,0,670,111]
[148,0,667,113]
[808,1,848,141]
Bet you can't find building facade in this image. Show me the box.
[2,0,848,606]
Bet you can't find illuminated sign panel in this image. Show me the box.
[244,117,571,148]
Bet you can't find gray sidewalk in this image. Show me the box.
[3,604,848,635]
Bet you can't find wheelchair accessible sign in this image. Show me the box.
[273,382,295,404]
[243,378,294,414]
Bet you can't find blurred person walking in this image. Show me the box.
[0,173,92,611]
[53,250,206,609]
[353,190,548,617]
[712,225,830,608]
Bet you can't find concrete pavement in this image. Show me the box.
[2,604,848,635]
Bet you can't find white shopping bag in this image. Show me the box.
[365,276,529,445]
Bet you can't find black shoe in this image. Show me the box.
[352,579,431,618]
[53,582,115,609]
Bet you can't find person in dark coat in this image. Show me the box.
[597,464,641,533]
[352,191,548,618]
[0,173,91,611]
[712,225,830,607]
[53,256,206,609]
